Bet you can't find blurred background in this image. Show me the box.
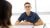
[7,0,50,28]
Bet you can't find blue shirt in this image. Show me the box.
[18,11,40,24]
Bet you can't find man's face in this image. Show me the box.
[24,4,31,12]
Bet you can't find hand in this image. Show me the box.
[15,21,20,25]
[20,21,33,25]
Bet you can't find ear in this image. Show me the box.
[31,6,32,8]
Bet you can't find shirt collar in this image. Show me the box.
[24,11,33,17]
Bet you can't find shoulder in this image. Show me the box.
[21,12,26,16]
[31,12,38,15]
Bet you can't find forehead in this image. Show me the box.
[24,4,31,6]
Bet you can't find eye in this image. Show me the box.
[25,6,30,8]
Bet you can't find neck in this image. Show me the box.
[26,11,31,16]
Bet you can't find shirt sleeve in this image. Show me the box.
[35,13,40,19]
[18,14,24,22]
[33,13,40,24]
[26,13,40,24]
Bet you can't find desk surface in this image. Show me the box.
[9,25,43,28]
[9,25,33,28]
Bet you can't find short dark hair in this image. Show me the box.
[24,2,31,6]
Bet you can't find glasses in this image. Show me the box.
[25,6,31,8]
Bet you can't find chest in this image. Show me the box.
[23,15,35,21]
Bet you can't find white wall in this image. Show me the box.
[7,0,35,13]
[36,0,50,12]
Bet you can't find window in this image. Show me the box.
[36,0,50,12]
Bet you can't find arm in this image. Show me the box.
[15,21,21,25]
[34,13,44,26]
[15,20,33,25]
[34,19,44,26]
[15,14,24,25]
[27,13,44,26]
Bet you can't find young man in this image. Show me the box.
[16,2,43,26]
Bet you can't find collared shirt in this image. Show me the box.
[18,11,40,24]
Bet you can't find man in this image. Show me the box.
[16,2,43,26]
[0,0,12,28]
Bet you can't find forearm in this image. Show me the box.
[34,19,44,26]
[15,20,33,25]
[15,21,21,25]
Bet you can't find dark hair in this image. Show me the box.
[0,0,12,27]
[24,2,31,6]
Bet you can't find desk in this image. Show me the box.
[9,25,33,28]
[9,25,44,28]
[13,21,44,28]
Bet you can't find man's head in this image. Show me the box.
[24,2,31,13]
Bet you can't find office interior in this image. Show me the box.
[7,0,50,28]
